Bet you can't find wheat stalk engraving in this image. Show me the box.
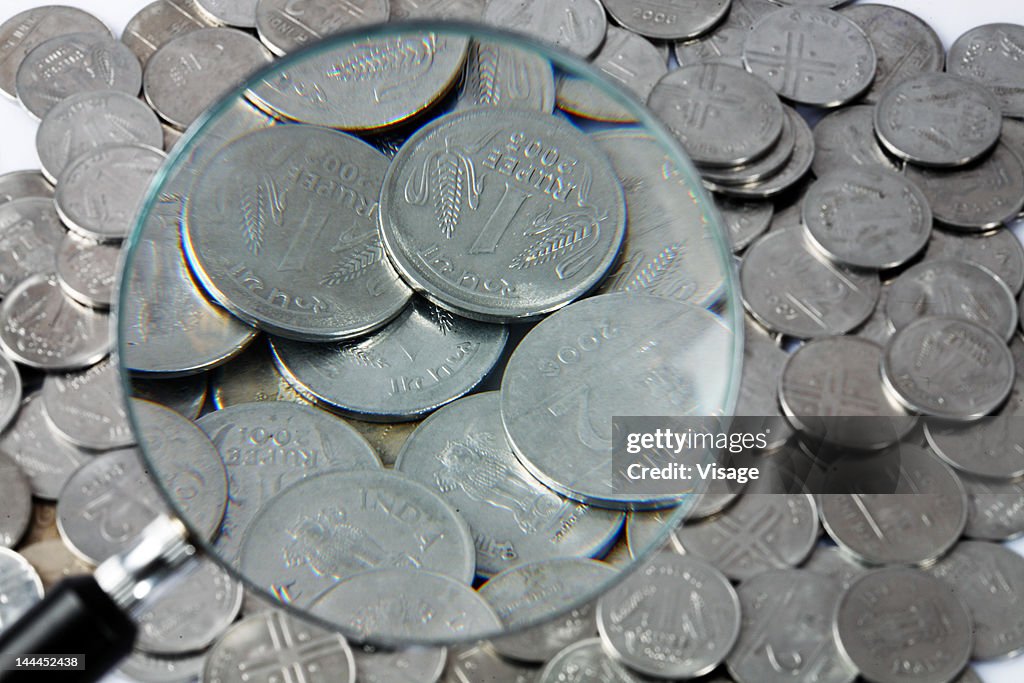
[509,204,603,279]
[328,35,437,102]
[239,178,287,257]
[92,47,114,86]
[467,42,501,106]
[405,136,482,239]
[340,344,389,368]
[426,303,456,335]
[622,244,682,292]
[320,235,383,287]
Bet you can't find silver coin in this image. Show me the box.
[136,556,243,655]
[592,129,727,306]
[255,0,390,57]
[649,63,785,168]
[772,0,852,6]
[602,0,730,41]
[841,4,944,105]
[212,337,312,408]
[310,567,501,642]
[15,32,141,120]
[116,649,207,683]
[716,196,773,252]
[395,393,622,577]
[380,109,625,322]
[442,643,537,683]
[36,90,163,184]
[0,395,91,500]
[0,197,66,298]
[672,494,819,581]
[482,0,607,58]
[353,644,448,683]
[927,540,1024,660]
[886,260,1018,341]
[556,26,667,123]
[145,28,273,130]
[800,545,868,591]
[0,274,111,371]
[457,40,556,113]
[811,105,901,178]
[958,474,1024,541]
[904,141,1024,231]
[0,547,44,630]
[57,447,170,564]
[922,335,1024,480]
[123,0,222,67]
[954,669,984,683]
[802,167,931,269]
[743,7,876,108]
[728,569,857,683]
[624,508,682,558]
[540,638,646,683]
[240,470,475,609]
[202,610,355,683]
[819,445,967,566]
[736,316,792,450]
[672,0,780,68]
[699,106,797,187]
[948,23,1024,119]
[56,233,119,310]
[1000,119,1024,203]
[702,107,815,199]
[883,317,1015,420]
[131,398,228,542]
[195,0,259,27]
[185,125,411,341]
[246,32,468,131]
[130,374,208,420]
[390,0,487,20]
[852,283,894,346]
[502,294,733,509]
[41,356,135,451]
[740,227,880,338]
[780,336,916,450]
[597,553,739,678]
[0,6,112,100]
[195,401,382,563]
[874,73,1003,168]
[480,558,615,663]
[0,452,31,548]
[55,143,166,243]
[834,568,973,683]
[121,158,258,376]
[0,170,53,205]
[271,299,507,420]
[0,352,20,436]
[926,228,1024,295]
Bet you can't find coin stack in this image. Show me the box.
[0,1,1019,683]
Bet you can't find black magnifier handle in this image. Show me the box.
[0,517,195,682]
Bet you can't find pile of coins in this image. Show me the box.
[0,1,1020,683]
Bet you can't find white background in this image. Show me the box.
[0,1,1021,681]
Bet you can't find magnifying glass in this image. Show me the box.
[0,21,740,679]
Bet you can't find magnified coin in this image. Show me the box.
[380,108,625,322]
[835,568,973,683]
[390,0,486,20]
[0,274,111,372]
[396,392,622,576]
[501,293,733,509]
[132,398,228,542]
[130,374,208,420]
[196,401,382,563]
[15,32,141,120]
[203,610,355,683]
[240,470,476,607]
[0,548,44,630]
[271,299,506,420]
[457,40,555,113]
[246,32,468,131]
[185,124,411,341]
[479,558,615,663]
